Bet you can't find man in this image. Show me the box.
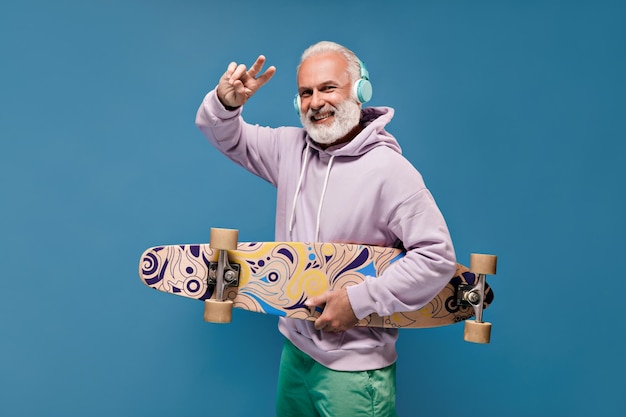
[196,41,456,417]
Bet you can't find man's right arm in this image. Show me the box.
[195,88,284,187]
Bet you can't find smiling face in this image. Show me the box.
[297,52,362,147]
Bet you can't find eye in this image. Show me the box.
[299,89,312,98]
[321,85,336,93]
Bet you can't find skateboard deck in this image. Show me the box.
[139,241,494,329]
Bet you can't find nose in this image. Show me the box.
[310,89,324,111]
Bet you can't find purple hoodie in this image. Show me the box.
[196,89,456,371]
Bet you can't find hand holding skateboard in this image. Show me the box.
[306,288,360,333]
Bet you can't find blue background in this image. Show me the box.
[1,0,624,416]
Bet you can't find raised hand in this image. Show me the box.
[216,55,276,109]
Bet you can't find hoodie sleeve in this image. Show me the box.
[195,89,283,186]
[346,188,457,319]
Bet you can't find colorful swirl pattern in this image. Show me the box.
[139,242,493,329]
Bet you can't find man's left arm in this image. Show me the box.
[347,188,457,320]
[307,188,456,331]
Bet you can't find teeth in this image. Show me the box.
[312,112,333,121]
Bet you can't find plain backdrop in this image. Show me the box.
[1,0,624,416]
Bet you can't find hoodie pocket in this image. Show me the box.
[313,329,347,351]
[326,327,397,352]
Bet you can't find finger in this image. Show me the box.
[255,65,276,86]
[221,62,238,83]
[225,61,237,76]
[314,316,329,331]
[305,292,328,308]
[247,55,275,87]
[219,62,236,87]
[229,63,248,84]
[247,55,266,78]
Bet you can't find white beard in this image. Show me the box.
[301,99,361,145]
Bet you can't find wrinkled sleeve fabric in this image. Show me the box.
[195,89,282,186]
[347,188,457,320]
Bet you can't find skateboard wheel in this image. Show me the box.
[210,228,239,250]
[464,319,492,344]
[470,254,497,275]
[204,299,234,323]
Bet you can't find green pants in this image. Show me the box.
[276,339,397,417]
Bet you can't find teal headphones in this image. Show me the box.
[294,59,373,116]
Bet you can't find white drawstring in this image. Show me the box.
[315,155,335,242]
[288,144,310,236]
[288,145,335,242]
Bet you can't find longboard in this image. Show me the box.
[139,240,495,331]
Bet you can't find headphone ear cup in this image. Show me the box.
[354,79,373,104]
[294,94,301,116]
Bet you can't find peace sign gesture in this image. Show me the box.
[216,55,276,109]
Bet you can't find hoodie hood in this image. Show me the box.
[305,106,401,158]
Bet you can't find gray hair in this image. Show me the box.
[298,41,362,85]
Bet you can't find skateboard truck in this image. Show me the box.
[458,253,497,344]
[207,261,240,290]
[204,228,240,323]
